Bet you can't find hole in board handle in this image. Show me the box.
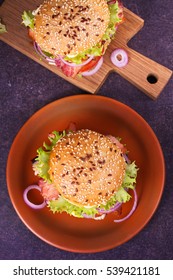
[147,74,158,84]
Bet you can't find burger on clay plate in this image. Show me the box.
[22,0,124,77]
[23,123,138,222]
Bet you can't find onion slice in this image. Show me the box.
[82,214,93,219]
[81,56,104,76]
[34,42,55,63]
[59,55,94,67]
[123,153,131,164]
[94,214,106,220]
[82,213,106,220]
[110,48,128,68]
[114,189,137,223]
[23,185,47,210]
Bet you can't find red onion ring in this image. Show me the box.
[82,214,93,219]
[59,55,94,67]
[81,57,104,76]
[34,42,55,63]
[123,153,131,164]
[110,48,128,68]
[82,213,106,220]
[114,189,137,223]
[23,185,47,210]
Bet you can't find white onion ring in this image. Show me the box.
[23,185,47,210]
[114,189,137,223]
[110,48,128,68]
[59,55,94,67]
[81,56,104,76]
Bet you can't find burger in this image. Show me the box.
[24,125,138,221]
[22,0,124,77]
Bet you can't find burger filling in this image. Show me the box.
[32,130,138,218]
[22,0,124,76]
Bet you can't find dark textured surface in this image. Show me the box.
[0,0,173,260]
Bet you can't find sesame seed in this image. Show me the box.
[48,129,126,207]
[33,0,111,56]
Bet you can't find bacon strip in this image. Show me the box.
[38,179,59,201]
[55,59,82,77]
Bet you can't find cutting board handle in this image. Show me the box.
[106,8,172,99]
[109,47,172,99]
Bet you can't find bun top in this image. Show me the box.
[48,129,126,207]
[33,0,110,56]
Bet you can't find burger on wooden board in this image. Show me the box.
[24,125,138,222]
[22,0,124,77]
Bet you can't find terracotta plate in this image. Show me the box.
[6,95,165,252]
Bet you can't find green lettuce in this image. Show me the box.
[48,197,98,218]
[64,45,103,65]
[33,147,51,181]
[33,131,66,181]
[22,11,34,29]
[0,18,7,34]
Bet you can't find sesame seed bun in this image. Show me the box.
[33,0,110,56]
[48,129,126,207]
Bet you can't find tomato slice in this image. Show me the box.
[28,28,35,41]
[80,56,102,73]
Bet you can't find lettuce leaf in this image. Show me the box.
[43,130,66,150]
[33,147,51,181]
[33,131,67,181]
[48,197,98,218]
[0,19,7,34]
[22,11,34,29]
[114,161,138,202]
[109,1,123,25]
[64,44,103,65]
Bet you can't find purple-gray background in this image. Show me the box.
[0,0,173,259]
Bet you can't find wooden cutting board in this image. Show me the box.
[0,0,172,99]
